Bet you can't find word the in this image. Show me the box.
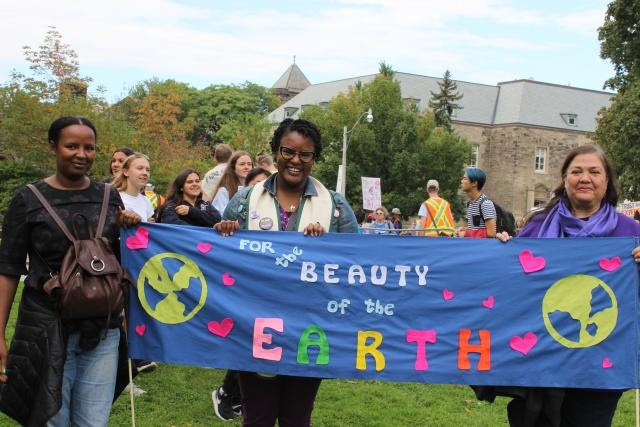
[364,299,394,315]
[276,246,303,268]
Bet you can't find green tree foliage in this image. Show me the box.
[428,70,463,132]
[302,74,472,218]
[598,1,640,91]
[378,61,395,78]
[595,0,640,198]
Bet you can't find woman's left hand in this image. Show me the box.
[118,208,142,228]
[632,246,640,264]
[303,223,326,237]
[496,231,511,243]
[175,205,189,216]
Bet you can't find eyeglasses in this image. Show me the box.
[376,212,384,215]
[279,146,315,163]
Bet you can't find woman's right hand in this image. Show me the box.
[496,231,511,243]
[175,205,189,216]
[214,220,240,237]
[118,208,142,228]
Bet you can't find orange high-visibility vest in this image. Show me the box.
[145,191,165,209]
[421,197,455,237]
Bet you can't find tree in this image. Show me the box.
[301,73,472,217]
[428,70,463,132]
[598,1,640,91]
[595,0,640,198]
[378,61,394,78]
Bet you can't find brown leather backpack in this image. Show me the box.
[27,183,130,319]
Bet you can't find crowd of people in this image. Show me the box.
[0,115,638,427]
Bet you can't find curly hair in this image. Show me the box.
[270,119,323,159]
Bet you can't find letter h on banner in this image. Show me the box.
[458,329,491,371]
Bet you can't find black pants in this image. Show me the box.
[222,369,242,404]
[238,372,321,427]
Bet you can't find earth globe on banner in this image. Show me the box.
[542,274,618,348]
[137,252,208,324]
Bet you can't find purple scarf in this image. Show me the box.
[537,199,619,237]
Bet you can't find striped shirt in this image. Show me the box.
[466,194,496,230]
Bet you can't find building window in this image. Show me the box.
[300,104,311,112]
[319,102,329,109]
[402,97,420,110]
[470,144,479,167]
[560,113,578,127]
[535,147,547,172]
[284,107,298,118]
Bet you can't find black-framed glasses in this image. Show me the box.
[279,146,315,163]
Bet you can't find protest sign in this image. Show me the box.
[361,177,381,211]
[122,223,640,388]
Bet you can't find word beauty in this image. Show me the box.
[121,224,640,389]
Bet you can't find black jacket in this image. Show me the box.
[159,198,221,227]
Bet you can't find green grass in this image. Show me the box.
[0,286,637,426]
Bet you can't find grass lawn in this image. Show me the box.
[0,285,637,426]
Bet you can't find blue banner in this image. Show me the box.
[121,223,640,389]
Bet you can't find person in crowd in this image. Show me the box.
[113,153,154,222]
[0,117,141,425]
[354,209,367,234]
[144,179,165,212]
[456,167,496,238]
[108,147,134,182]
[111,153,157,390]
[418,179,455,237]
[390,208,403,234]
[213,118,358,426]
[158,169,221,227]
[486,144,640,426]
[366,206,395,235]
[256,151,278,174]
[202,144,233,202]
[210,151,253,214]
[245,167,272,187]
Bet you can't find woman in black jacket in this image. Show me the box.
[158,168,221,227]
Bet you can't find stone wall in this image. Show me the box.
[453,122,594,220]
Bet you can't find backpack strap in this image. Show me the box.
[27,184,76,242]
[95,183,112,238]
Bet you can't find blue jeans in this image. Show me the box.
[46,328,120,427]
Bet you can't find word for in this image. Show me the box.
[239,239,275,253]
[252,318,491,371]
[300,262,429,287]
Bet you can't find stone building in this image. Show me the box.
[268,70,613,219]
[271,63,311,103]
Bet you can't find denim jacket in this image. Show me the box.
[223,173,358,233]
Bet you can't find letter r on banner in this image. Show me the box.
[253,318,284,361]
[458,329,491,371]
[356,331,385,371]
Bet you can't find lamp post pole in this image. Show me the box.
[338,108,372,195]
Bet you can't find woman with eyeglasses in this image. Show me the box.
[366,206,394,234]
[213,118,358,427]
[210,151,253,214]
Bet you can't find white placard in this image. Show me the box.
[361,177,381,211]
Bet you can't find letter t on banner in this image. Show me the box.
[406,330,436,370]
[458,329,491,371]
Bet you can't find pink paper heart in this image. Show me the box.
[519,250,546,273]
[222,273,236,287]
[599,257,621,272]
[135,324,146,336]
[442,289,454,301]
[510,332,537,355]
[208,318,234,337]
[126,227,149,250]
[482,296,495,309]
[197,242,212,253]
[602,357,613,369]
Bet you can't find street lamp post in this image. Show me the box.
[338,108,373,195]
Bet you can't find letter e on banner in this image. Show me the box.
[253,318,284,361]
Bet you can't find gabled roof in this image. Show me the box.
[272,64,311,92]
[268,72,614,133]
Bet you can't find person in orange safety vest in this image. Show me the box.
[418,179,455,236]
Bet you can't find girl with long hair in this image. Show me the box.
[112,153,154,222]
[211,151,253,214]
[158,169,221,226]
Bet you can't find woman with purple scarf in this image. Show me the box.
[482,144,640,426]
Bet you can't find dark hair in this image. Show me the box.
[212,151,252,200]
[245,167,272,186]
[157,168,200,220]
[48,116,97,145]
[214,144,233,163]
[109,147,135,175]
[270,119,322,159]
[465,167,487,190]
[354,209,366,224]
[531,144,619,221]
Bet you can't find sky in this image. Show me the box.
[0,0,615,103]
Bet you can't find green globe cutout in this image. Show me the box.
[542,274,617,348]
[137,252,207,324]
